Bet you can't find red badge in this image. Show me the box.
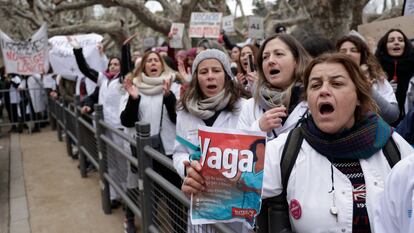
[290,199,302,220]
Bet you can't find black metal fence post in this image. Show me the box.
[75,96,87,178]
[94,104,111,214]
[136,121,152,233]
[63,99,73,157]
[56,98,63,142]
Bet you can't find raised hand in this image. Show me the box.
[177,60,191,83]
[123,32,139,45]
[259,106,287,132]
[66,36,80,49]
[163,78,172,96]
[124,77,139,99]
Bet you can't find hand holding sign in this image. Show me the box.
[66,36,80,49]
[182,160,205,198]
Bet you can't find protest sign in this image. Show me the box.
[403,0,414,15]
[222,15,235,33]
[0,23,49,75]
[358,15,414,43]
[189,12,222,38]
[248,16,264,39]
[143,37,157,49]
[48,34,107,78]
[191,126,266,228]
[169,23,185,48]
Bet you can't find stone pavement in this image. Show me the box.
[2,127,125,233]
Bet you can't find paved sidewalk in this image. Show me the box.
[17,127,124,233]
[0,132,10,233]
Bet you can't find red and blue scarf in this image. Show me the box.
[300,113,393,159]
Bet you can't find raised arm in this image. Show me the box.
[68,36,99,83]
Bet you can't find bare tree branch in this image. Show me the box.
[180,0,199,23]
[53,0,101,13]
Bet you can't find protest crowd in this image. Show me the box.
[2,9,414,233]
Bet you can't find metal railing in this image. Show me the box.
[48,96,236,233]
[0,88,50,133]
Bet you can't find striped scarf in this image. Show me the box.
[300,113,393,159]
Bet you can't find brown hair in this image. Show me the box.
[178,61,242,113]
[254,34,311,108]
[303,53,379,122]
[336,35,386,82]
[239,44,259,74]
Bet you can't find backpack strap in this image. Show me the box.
[382,136,401,168]
[280,127,304,192]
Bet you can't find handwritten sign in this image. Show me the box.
[248,16,264,39]
[0,23,49,75]
[189,12,222,38]
[358,15,414,43]
[169,23,185,48]
[48,34,108,77]
[222,15,235,33]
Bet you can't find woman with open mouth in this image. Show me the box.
[260,53,414,233]
[236,44,259,94]
[175,49,249,232]
[237,34,311,139]
[337,35,400,125]
[375,29,414,125]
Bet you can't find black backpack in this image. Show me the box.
[256,127,401,233]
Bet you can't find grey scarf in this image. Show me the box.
[187,90,231,120]
[257,83,291,111]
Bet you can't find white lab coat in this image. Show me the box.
[98,76,124,129]
[9,75,21,104]
[24,75,46,113]
[262,131,414,233]
[236,98,308,139]
[374,154,414,233]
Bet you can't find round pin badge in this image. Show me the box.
[290,199,302,220]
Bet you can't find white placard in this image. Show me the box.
[189,12,222,38]
[48,34,107,78]
[143,37,157,48]
[0,23,49,75]
[403,0,414,16]
[169,23,185,48]
[248,16,265,39]
[222,15,235,33]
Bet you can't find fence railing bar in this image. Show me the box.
[99,120,136,146]
[80,147,99,169]
[100,134,138,167]
[143,146,176,173]
[102,172,142,219]
[78,117,96,133]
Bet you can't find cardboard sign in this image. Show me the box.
[189,12,222,38]
[248,16,264,39]
[358,15,414,43]
[222,15,235,33]
[48,34,107,78]
[0,23,49,75]
[191,126,266,228]
[169,23,185,48]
